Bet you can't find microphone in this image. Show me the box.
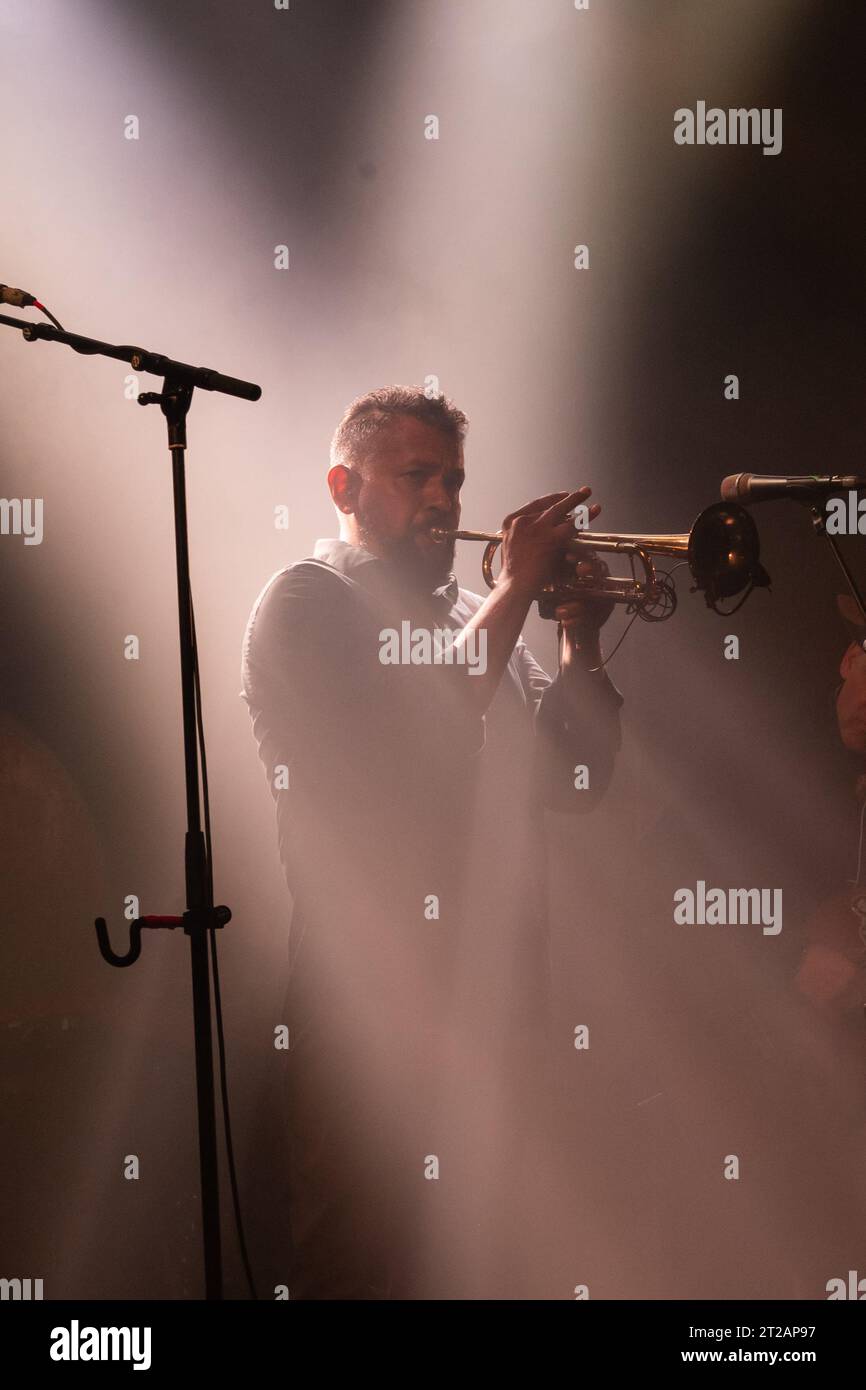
[0,283,37,308]
[720,473,866,504]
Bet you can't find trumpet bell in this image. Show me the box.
[535,501,769,617]
[688,502,770,605]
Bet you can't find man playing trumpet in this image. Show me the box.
[241,385,623,1298]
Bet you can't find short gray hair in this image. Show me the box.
[329,385,468,472]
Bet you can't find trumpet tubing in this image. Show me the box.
[582,530,691,557]
[430,502,769,620]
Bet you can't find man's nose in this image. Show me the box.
[424,475,454,513]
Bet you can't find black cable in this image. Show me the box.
[708,581,756,617]
[585,605,642,672]
[661,559,758,617]
[190,595,260,1301]
[581,563,685,671]
[35,301,65,332]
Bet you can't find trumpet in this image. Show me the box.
[430,502,770,621]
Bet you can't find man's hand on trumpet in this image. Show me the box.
[498,488,598,595]
[452,487,616,713]
[497,487,616,670]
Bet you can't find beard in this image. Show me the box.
[356,511,456,594]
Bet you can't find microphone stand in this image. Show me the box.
[807,504,866,627]
[1,310,261,1299]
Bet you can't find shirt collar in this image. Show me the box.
[312,538,460,607]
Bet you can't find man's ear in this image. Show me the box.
[840,640,862,680]
[328,463,360,515]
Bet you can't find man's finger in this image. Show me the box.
[501,492,571,528]
[540,489,594,525]
[551,506,600,544]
